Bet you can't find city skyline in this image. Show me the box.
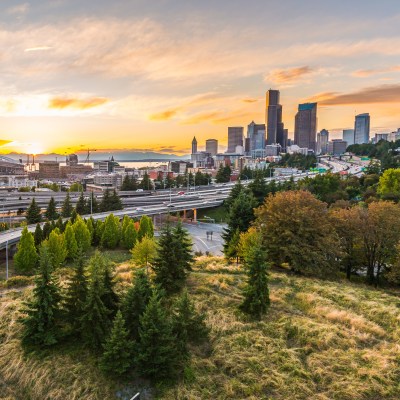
[0,0,400,155]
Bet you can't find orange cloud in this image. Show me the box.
[181,111,221,125]
[352,66,400,77]
[307,84,400,105]
[242,98,259,103]
[149,108,180,121]
[49,96,109,110]
[265,66,314,84]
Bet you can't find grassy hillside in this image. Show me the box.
[1,256,400,399]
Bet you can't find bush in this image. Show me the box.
[3,275,34,288]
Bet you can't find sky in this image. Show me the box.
[0,0,400,155]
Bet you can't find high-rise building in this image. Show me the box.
[316,129,329,154]
[328,139,347,155]
[205,139,218,156]
[191,136,197,154]
[266,89,286,149]
[343,129,355,146]
[354,113,370,144]
[294,103,317,152]
[247,121,266,152]
[227,127,243,153]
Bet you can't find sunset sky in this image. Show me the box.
[1,0,400,155]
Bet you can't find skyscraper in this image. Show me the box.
[247,121,266,152]
[316,129,329,154]
[266,89,286,149]
[227,127,243,153]
[191,136,197,154]
[342,129,355,146]
[354,113,370,144]
[294,103,317,152]
[205,139,218,156]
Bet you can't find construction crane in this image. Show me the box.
[83,148,97,164]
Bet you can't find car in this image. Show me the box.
[134,207,144,212]
[166,203,175,208]
[177,191,185,195]
[136,189,144,192]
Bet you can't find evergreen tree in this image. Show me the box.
[61,192,73,218]
[70,208,78,224]
[64,222,78,260]
[63,246,88,332]
[122,220,138,250]
[121,175,138,191]
[56,216,64,232]
[42,221,53,239]
[45,197,59,221]
[139,172,153,190]
[215,165,232,183]
[86,217,95,244]
[34,223,43,249]
[100,311,134,376]
[172,222,194,274]
[14,227,38,274]
[172,289,209,358]
[224,180,246,210]
[152,223,192,294]
[101,214,121,249]
[121,269,152,339]
[86,192,99,214]
[75,191,87,215]
[131,236,157,273]
[110,189,123,211]
[80,252,111,350]
[20,246,61,346]
[248,172,268,206]
[239,235,270,319]
[100,259,119,319]
[26,198,41,224]
[138,215,154,241]
[136,292,176,379]
[46,228,67,268]
[100,189,111,212]
[121,215,130,237]
[72,216,91,252]
[224,228,241,262]
[93,220,104,246]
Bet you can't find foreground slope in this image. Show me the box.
[0,257,399,399]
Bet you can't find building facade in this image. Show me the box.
[354,113,370,144]
[294,103,317,152]
[265,89,286,149]
[328,139,347,155]
[342,129,355,146]
[191,137,198,154]
[247,121,266,152]
[205,139,218,156]
[227,127,244,153]
[316,129,329,154]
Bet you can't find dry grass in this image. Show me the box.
[1,257,400,399]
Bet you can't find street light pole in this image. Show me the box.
[6,240,8,280]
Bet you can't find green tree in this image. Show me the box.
[172,222,193,275]
[14,227,38,274]
[81,252,111,350]
[55,216,64,232]
[215,164,231,183]
[122,220,138,250]
[224,179,246,210]
[73,216,91,252]
[100,259,119,319]
[121,269,152,339]
[248,172,268,205]
[42,221,53,239]
[26,198,41,224]
[138,215,154,241]
[172,289,209,358]
[69,182,83,192]
[63,247,88,331]
[20,246,61,346]
[131,236,157,273]
[110,189,123,211]
[139,172,153,190]
[46,228,67,268]
[100,311,134,376]
[70,209,78,224]
[101,214,121,249]
[377,168,400,201]
[93,220,104,246]
[45,197,59,221]
[121,175,138,191]
[86,192,99,214]
[61,192,73,218]
[136,292,177,379]
[239,233,270,319]
[100,189,111,212]
[86,217,95,243]
[34,223,43,249]
[64,222,78,260]
[75,191,87,215]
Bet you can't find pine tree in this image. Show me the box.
[63,247,88,332]
[131,236,157,273]
[100,259,119,319]
[86,217,95,244]
[239,235,270,319]
[42,221,53,239]
[81,252,111,350]
[110,189,123,211]
[70,208,78,224]
[121,269,152,339]
[224,180,246,210]
[26,198,41,224]
[172,289,209,358]
[64,222,78,260]
[61,192,73,218]
[136,292,177,379]
[75,191,87,215]
[248,171,268,205]
[139,172,153,190]
[14,227,38,274]
[152,223,191,294]
[172,222,194,274]
[138,215,154,241]
[45,197,59,221]
[101,214,121,249]
[121,215,130,238]
[72,216,91,252]
[122,220,138,250]
[46,228,67,268]
[100,189,111,212]
[100,311,134,376]
[34,223,43,248]
[86,192,99,214]
[21,245,61,346]
[93,220,104,246]
[56,216,64,232]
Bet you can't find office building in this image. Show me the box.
[205,139,218,156]
[38,161,60,178]
[328,139,347,155]
[191,137,198,154]
[375,133,389,142]
[316,129,329,154]
[266,89,286,149]
[294,103,317,152]
[343,129,355,146]
[354,113,370,144]
[247,121,266,152]
[227,127,243,153]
